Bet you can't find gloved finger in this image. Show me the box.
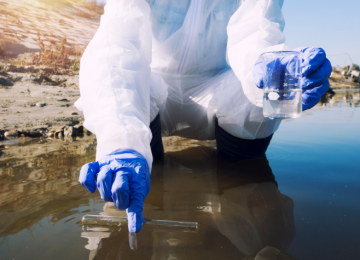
[111,169,131,210]
[126,168,148,233]
[97,165,114,202]
[302,58,332,90]
[79,161,99,193]
[129,233,137,250]
[292,47,326,77]
[253,59,264,89]
[302,80,330,111]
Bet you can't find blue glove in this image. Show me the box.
[78,150,150,233]
[253,47,332,110]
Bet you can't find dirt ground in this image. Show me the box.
[0,0,103,138]
[0,70,83,136]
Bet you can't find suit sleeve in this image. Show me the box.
[227,0,289,107]
[78,0,153,167]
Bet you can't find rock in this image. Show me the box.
[74,124,83,134]
[55,129,64,138]
[36,103,46,107]
[71,112,79,115]
[0,77,13,87]
[64,126,75,137]
[4,131,19,137]
[47,129,63,138]
[20,129,43,137]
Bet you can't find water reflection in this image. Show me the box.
[82,147,297,260]
[0,87,357,259]
[317,87,360,108]
[0,135,99,238]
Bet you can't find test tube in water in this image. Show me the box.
[81,215,198,230]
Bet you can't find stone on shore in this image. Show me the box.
[4,131,19,137]
[36,103,46,107]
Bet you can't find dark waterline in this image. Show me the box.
[0,88,359,259]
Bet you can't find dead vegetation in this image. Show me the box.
[7,34,85,75]
[83,0,105,15]
[0,31,15,59]
[75,9,97,20]
[0,0,105,76]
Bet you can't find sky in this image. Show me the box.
[92,0,359,68]
[282,0,360,68]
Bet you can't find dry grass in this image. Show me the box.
[0,40,7,58]
[0,31,15,59]
[0,0,105,75]
[28,34,84,74]
[83,0,105,15]
[75,0,105,19]
[75,9,96,19]
[3,34,85,75]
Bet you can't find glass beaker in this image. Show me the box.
[260,51,302,119]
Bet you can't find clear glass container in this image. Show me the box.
[260,51,302,119]
[81,215,198,230]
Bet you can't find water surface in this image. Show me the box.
[0,88,359,260]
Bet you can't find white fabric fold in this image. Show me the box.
[79,0,153,167]
[227,0,289,107]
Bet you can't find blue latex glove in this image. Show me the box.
[79,150,150,233]
[253,47,332,110]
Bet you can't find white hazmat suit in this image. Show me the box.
[76,0,288,167]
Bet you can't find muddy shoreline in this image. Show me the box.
[0,68,86,140]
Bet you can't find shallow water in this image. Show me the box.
[0,88,359,260]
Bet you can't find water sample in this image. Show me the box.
[260,51,303,119]
[81,215,198,230]
[263,89,302,119]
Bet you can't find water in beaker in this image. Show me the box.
[260,51,302,119]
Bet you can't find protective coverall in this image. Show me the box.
[77,0,331,232]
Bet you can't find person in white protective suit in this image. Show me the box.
[77,0,332,233]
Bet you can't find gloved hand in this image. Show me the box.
[79,150,150,233]
[253,47,332,110]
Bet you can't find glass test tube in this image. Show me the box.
[81,215,198,229]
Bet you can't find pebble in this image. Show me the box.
[71,112,79,115]
[64,126,74,137]
[47,129,63,138]
[4,131,19,137]
[36,103,46,107]
[55,129,64,138]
